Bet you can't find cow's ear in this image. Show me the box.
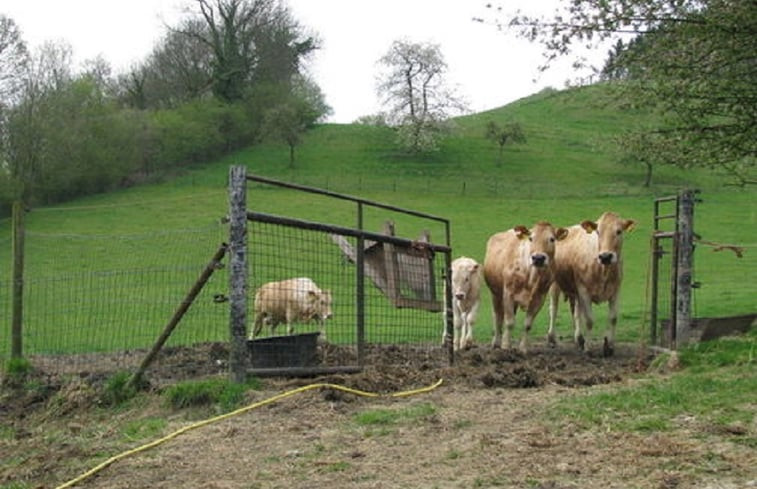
[513,226,530,240]
[623,219,636,232]
[581,220,598,233]
[555,227,569,241]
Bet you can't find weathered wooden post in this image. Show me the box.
[228,166,249,382]
[674,189,697,347]
[11,201,25,359]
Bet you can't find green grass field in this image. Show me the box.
[1,83,755,358]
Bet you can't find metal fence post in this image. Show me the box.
[228,166,249,382]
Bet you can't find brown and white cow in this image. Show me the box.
[250,277,333,341]
[484,222,568,352]
[444,256,483,351]
[547,212,635,356]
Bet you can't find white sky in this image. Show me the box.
[2,0,603,123]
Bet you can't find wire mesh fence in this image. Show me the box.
[0,222,230,376]
[1,175,453,380]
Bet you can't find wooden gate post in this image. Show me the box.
[11,201,25,359]
[228,166,249,382]
[674,189,697,346]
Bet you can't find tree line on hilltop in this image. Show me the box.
[0,0,330,215]
[0,0,754,217]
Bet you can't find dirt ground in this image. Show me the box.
[2,341,755,489]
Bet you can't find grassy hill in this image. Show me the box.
[1,83,754,354]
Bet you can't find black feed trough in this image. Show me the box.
[247,332,320,369]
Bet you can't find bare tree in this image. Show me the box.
[175,0,318,103]
[376,39,467,153]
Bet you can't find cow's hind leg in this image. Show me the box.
[491,290,505,348]
[547,284,560,347]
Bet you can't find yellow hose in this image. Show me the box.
[55,378,444,489]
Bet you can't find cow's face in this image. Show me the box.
[452,260,479,301]
[526,222,568,268]
[582,212,635,266]
[316,289,333,320]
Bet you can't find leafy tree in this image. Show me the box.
[376,39,467,153]
[179,0,318,103]
[483,1,757,185]
[485,120,526,164]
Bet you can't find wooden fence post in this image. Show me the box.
[675,189,696,346]
[11,201,25,359]
[228,166,249,382]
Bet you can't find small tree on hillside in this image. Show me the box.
[263,75,330,167]
[485,120,526,164]
[376,39,467,153]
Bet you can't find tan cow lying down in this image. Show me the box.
[444,256,482,351]
[547,212,635,356]
[250,277,333,341]
[484,222,567,352]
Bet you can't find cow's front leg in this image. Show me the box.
[603,295,619,357]
[578,292,595,353]
[519,313,534,354]
[285,308,296,336]
[453,306,463,351]
[463,301,479,350]
[318,319,327,343]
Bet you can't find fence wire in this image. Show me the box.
[0,223,229,376]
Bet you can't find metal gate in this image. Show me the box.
[649,189,698,348]
[227,166,453,378]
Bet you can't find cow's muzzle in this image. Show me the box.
[531,254,547,267]
[455,292,465,301]
[598,252,616,265]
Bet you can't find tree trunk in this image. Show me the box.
[643,161,653,187]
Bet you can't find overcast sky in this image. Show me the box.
[2,0,603,123]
